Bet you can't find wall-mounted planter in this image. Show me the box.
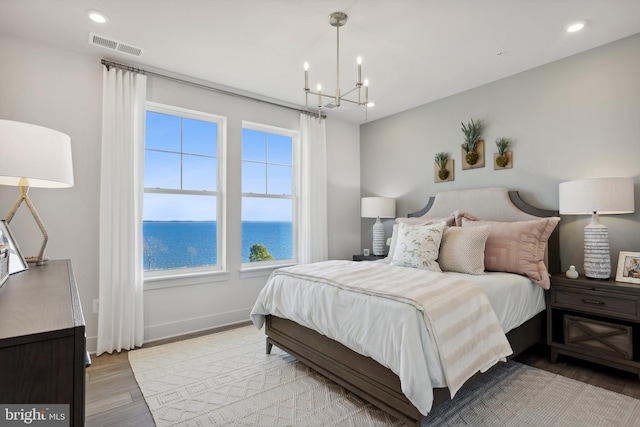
[461,140,485,170]
[494,151,513,170]
[434,159,454,183]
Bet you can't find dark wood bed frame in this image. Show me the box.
[265,191,560,426]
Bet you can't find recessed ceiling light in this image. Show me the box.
[366,101,375,107]
[88,10,108,24]
[566,21,586,33]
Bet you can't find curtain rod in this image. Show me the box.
[100,59,320,117]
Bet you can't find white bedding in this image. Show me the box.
[250,262,544,415]
[444,271,546,332]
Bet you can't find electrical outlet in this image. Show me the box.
[93,299,99,314]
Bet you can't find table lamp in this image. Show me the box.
[559,177,634,279]
[361,197,395,256]
[0,120,74,265]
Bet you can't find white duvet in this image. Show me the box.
[250,261,544,415]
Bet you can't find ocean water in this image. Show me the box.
[143,221,292,270]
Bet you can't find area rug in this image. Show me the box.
[129,325,640,426]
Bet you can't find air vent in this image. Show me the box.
[89,33,145,57]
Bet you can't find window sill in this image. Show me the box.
[239,261,297,279]
[144,269,231,290]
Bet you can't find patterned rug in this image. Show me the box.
[129,325,640,426]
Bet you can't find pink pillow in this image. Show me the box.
[453,210,479,226]
[461,217,560,289]
[397,214,455,227]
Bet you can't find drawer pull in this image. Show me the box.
[582,298,605,305]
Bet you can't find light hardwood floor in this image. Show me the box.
[85,325,640,426]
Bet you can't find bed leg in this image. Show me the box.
[266,338,273,354]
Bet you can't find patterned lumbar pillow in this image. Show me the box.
[391,222,445,271]
[438,225,491,274]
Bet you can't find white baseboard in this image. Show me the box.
[86,307,253,354]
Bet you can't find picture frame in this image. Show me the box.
[0,220,29,274]
[615,251,640,284]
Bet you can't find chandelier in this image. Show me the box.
[303,12,371,120]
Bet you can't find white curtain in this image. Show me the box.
[299,114,328,264]
[97,67,147,355]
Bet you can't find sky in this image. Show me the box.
[143,111,293,222]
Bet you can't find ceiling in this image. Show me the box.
[2,0,640,123]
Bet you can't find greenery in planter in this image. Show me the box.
[434,152,450,180]
[495,137,511,167]
[460,118,482,165]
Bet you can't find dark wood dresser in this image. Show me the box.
[0,259,86,426]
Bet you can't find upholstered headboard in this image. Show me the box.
[408,187,560,274]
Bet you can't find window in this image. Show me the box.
[143,103,225,274]
[241,122,298,265]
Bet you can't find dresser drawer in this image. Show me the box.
[552,288,640,321]
[564,315,633,360]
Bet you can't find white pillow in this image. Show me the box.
[391,222,444,271]
[386,218,448,261]
[438,225,491,274]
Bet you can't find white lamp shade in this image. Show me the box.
[0,119,74,188]
[361,197,395,218]
[559,177,634,215]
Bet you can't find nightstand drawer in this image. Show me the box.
[564,315,633,360]
[553,288,640,320]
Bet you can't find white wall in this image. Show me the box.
[0,35,361,352]
[360,33,640,272]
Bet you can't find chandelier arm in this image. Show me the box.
[339,98,366,106]
[340,86,360,98]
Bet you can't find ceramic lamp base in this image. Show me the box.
[372,217,385,256]
[583,214,611,279]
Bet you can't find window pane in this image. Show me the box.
[242,197,293,262]
[143,193,217,270]
[267,164,292,195]
[144,150,181,189]
[242,161,266,194]
[183,118,217,156]
[268,134,292,165]
[146,111,181,152]
[183,154,217,191]
[242,128,266,162]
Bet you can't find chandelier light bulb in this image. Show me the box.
[304,62,309,71]
[357,57,362,65]
[364,79,369,103]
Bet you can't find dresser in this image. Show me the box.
[547,273,640,379]
[0,260,86,426]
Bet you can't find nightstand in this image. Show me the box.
[547,273,640,379]
[353,254,386,261]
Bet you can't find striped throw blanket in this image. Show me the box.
[270,260,513,397]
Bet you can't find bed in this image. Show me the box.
[251,187,560,426]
